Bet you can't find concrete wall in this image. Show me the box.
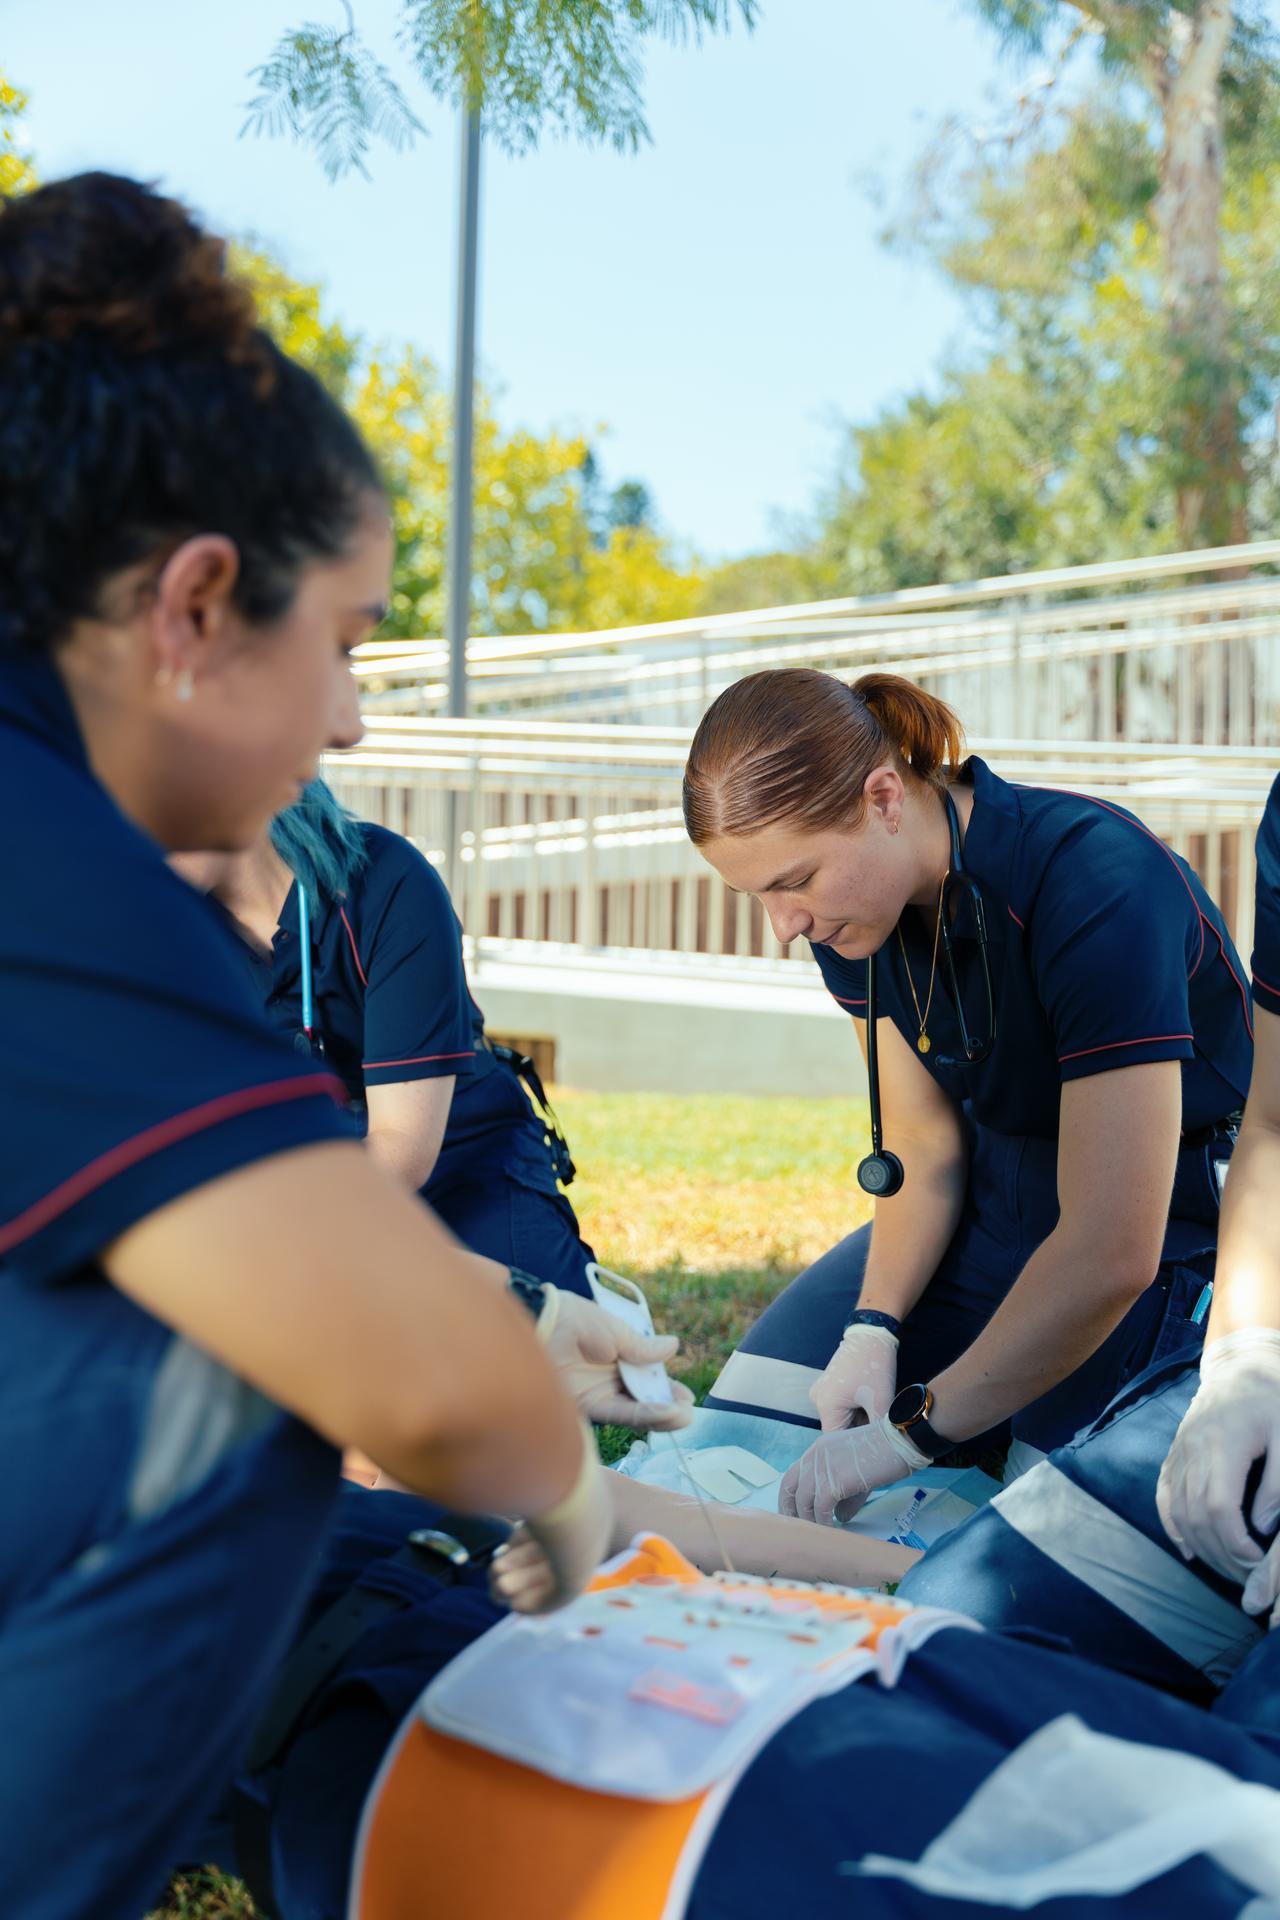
[466,940,867,1098]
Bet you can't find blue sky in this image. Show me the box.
[10,3,1041,557]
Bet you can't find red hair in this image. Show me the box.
[682,669,964,845]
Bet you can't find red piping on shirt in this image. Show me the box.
[1059,1034,1193,1065]
[339,907,368,987]
[362,1051,474,1069]
[1201,913,1255,1043]
[1254,967,1280,996]
[0,1074,345,1257]
[1049,788,1255,1055]
[830,993,867,1009]
[1007,906,1025,930]
[1067,792,1205,974]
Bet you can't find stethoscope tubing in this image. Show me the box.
[298,881,315,1041]
[858,787,994,1196]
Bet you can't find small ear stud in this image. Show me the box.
[174,668,195,703]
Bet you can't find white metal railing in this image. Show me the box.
[326,732,1276,968]
[327,544,1280,975]
[353,541,1280,746]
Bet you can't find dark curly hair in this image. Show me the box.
[0,171,383,655]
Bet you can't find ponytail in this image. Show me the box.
[683,668,964,845]
[851,674,962,790]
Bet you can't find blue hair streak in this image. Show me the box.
[270,778,369,904]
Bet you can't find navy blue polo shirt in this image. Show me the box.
[255,826,558,1198]
[812,756,1253,1142]
[0,652,353,1286]
[1252,773,1280,1019]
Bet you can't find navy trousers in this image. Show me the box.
[428,1169,596,1298]
[900,1352,1277,1715]
[235,1464,1280,1920]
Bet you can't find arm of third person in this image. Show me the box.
[364,1076,456,1192]
[929,1060,1182,1440]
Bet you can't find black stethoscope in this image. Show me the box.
[857,789,996,1198]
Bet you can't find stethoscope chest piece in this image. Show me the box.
[856,1148,904,1198]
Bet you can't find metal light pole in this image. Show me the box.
[444,104,481,904]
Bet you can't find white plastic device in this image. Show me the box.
[585,1262,675,1407]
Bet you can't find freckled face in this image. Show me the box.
[699,811,917,958]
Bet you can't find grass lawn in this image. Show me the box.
[147,1087,872,1920]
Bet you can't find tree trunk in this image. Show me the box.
[1150,0,1248,552]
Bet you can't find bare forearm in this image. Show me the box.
[604,1473,919,1589]
[107,1144,583,1521]
[857,1136,968,1321]
[1208,1117,1280,1340]
[929,1227,1147,1441]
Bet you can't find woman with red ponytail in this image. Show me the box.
[683,668,1253,1524]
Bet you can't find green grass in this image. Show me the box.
[147,1087,873,1919]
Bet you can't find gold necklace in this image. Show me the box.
[897,874,948,1055]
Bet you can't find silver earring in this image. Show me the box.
[174,668,195,703]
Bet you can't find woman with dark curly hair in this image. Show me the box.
[0,171,609,1917]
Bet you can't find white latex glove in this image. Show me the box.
[489,1419,612,1615]
[538,1286,695,1432]
[809,1324,899,1432]
[779,1414,929,1529]
[1156,1328,1280,1624]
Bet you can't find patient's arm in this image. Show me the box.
[603,1473,919,1588]
[376,1457,922,1595]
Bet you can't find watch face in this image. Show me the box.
[890,1383,929,1428]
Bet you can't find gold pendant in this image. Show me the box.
[917,1033,932,1055]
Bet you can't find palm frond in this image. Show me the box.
[243,22,424,179]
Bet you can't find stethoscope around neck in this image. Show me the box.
[856,788,996,1199]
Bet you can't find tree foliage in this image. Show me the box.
[227,257,704,636]
[247,0,757,174]
[0,71,36,198]
[0,75,700,639]
[814,4,1280,588]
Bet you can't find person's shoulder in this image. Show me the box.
[2,735,223,958]
[1013,782,1195,907]
[358,822,450,900]
[353,823,460,946]
[1258,772,1280,859]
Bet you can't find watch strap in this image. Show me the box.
[507,1268,548,1321]
[844,1307,902,1337]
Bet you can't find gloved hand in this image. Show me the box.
[779,1413,929,1528]
[489,1418,613,1614]
[810,1324,899,1431]
[538,1286,695,1432]
[1157,1328,1280,1624]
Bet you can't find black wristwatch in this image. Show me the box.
[507,1268,548,1321]
[888,1382,953,1461]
